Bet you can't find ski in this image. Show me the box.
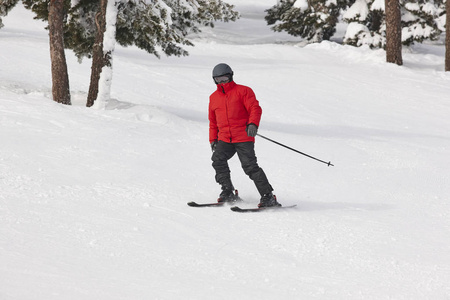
[187,201,225,207]
[230,204,297,213]
[187,190,241,207]
[187,200,243,207]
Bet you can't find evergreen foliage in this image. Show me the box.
[21,0,72,22]
[10,0,238,60]
[0,0,19,28]
[265,0,446,48]
[343,0,446,48]
[402,0,445,45]
[265,0,351,42]
[342,0,385,47]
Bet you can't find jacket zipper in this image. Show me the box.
[223,87,232,143]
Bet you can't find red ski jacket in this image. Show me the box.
[209,81,262,143]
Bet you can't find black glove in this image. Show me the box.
[211,140,218,152]
[246,123,258,137]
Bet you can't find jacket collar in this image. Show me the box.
[216,81,236,94]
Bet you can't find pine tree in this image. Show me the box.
[265,0,350,42]
[342,0,445,48]
[48,0,71,104]
[66,0,239,61]
[402,0,445,45]
[7,0,238,107]
[342,0,385,48]
[71,0,239,107]
[86,0,109,108]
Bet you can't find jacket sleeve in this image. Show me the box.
[208,99,219,143]
[243,87,262,127]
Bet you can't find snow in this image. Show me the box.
[405,2,421,12]
[422,2,439,15]
[94,0,118,110]
[437,14,446,31]
[344,22,368,40]
[1,1,450,299]
[370,0,385,11]
[402,24,434,42]
[294,0,309,11]
[155,0,174,25]
[343,0,369,22]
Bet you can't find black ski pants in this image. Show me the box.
[211,141,273,196]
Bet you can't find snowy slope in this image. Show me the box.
[1,2,450,299]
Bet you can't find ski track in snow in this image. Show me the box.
[1,2,450,299]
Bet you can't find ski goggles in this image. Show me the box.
[214,74,231,84]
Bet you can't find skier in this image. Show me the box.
[209,63,281,208]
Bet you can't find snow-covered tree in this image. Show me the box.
[342,0,385,47]
[2,0,71,104]
[343,0,445,48]
[67,0,239,107]
[265,0,351,43]
[66,0,239,61]
[86,0,111,108]
[402,0,445,45]
[6,0,238,107]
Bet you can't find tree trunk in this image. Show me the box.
[446,0,450,71]
[86,0,108,108]
[48,0,71,105]
[385,0,403,65]
[92,0,118,109]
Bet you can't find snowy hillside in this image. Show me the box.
[1,1,450,299]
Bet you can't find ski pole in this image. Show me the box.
[257,133,334,167]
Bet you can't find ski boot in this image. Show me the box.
[218,189,239,203]
[258,192,281,208]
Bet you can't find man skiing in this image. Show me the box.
[209,63,281,208]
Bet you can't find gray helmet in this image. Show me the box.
[212,63,234,79]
